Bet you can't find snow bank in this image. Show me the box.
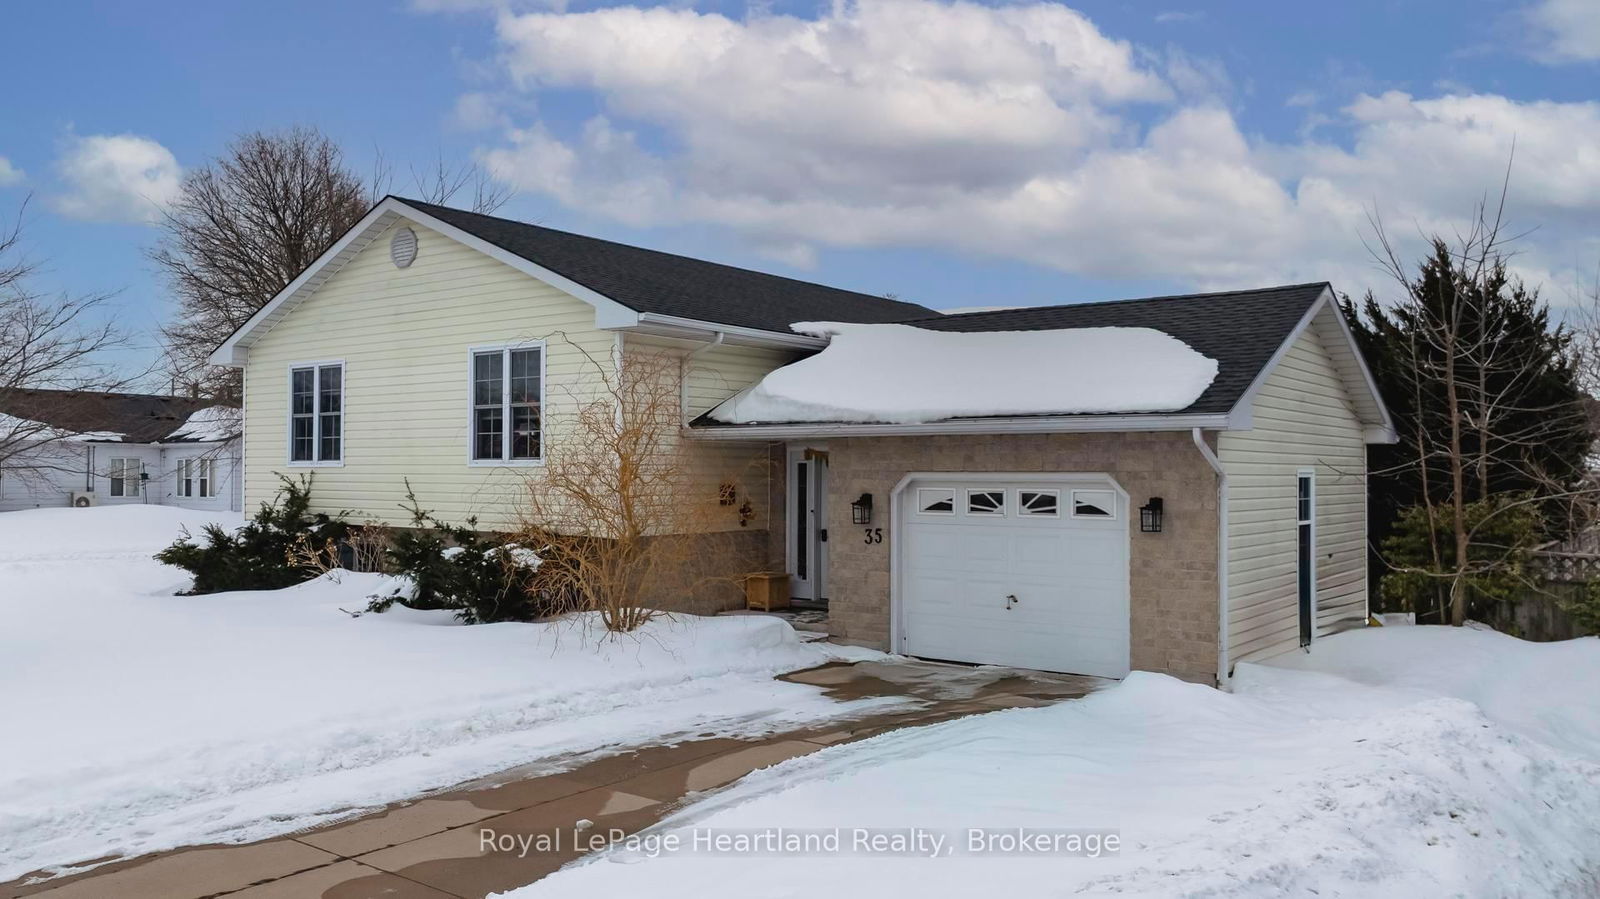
[0,563,886,881]
[166,404,240,442]
[506,630,1600,898]
[0,504,242,562]
[708,322,1218,424]
[1253,621,1600,761]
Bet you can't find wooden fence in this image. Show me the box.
[1481,551,1598,641]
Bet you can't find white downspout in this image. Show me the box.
[1192,427,1229,688]
[681,331,725,425]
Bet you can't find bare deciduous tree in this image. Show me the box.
[1355,190,1593,626]
[404,154,512,214]
[0,198,132,486]
[518,343,763,633]
[152,127,369,398]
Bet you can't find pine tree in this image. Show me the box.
[1344,237,1592,624]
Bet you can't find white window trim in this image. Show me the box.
[466,341,547,467]
[178,458,193,498]
[108,457,143,498]
[1017,488,1061,517]
[198,458,214,498]
[965,488,1006,516]
[1070,488,1118,520]
[915,487,955,515]
[1298,467,1318,644]
[286,359,346,467]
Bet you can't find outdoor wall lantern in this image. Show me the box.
[1140,497,1164,533]
[851,493,874,525]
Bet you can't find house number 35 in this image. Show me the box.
[863,527,884,544]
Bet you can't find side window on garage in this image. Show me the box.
[967,490,1005,515]
[917,488,955,514]
[1071,489,1116,519]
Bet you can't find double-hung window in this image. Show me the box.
[290,363,343,464]
[471,345,542,463]
[108,458,141,497]
[178,459,215,498]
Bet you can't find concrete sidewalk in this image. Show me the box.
[5,660,1101,899]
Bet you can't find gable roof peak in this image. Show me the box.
[388,196,939,333]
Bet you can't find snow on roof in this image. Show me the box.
[166,405,241,442]
[0,412,124,443]
[0,403,238,445]
[709,322,1219,425]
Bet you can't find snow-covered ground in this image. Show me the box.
[508,626,1600,898]
[0,506,884,882]
[0,504,242,562]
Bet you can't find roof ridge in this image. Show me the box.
[903,282,1331,323]
[391,196,936,315]
[4,387,228,404]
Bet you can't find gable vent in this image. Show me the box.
[390,227,418,268]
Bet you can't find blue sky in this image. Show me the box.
[1,0,1596,378]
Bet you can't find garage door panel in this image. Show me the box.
[1004,588,1123,632]
[909,529,965,560]
[905,574,961,608]
[901,479,1130,678]
[957,530,1010,566]
[1010,533,1072,569]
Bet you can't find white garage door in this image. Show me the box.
[898,477,1131,677]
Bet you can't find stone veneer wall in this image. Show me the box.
[649,528,776,615]
[821,431,1222,684]
[647,441,785,615]
[763,443,787,575]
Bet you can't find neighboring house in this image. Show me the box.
[212,197,1394,686]
[0,389,242,513]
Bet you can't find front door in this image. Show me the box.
[789,449,829,602]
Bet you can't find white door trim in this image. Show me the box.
[1297,466,1318,647]
[785,443,829,600]
[890,471,1131,664]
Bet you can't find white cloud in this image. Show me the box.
[450,92,506,130]
[469,0,1600,297]
[493,0,1168,200]
[1296,93,1600,217]
[52,134,182,224]
[1154,11,1203,24]
[1526,0,1600,63]
[0,156,22,187]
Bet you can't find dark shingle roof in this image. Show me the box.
[690,282,1329,426]
[0,389,235,443]
[902,283,1328,415]
[396,198,938,333]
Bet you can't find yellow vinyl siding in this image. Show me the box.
[1219,304,1369,666]
[684,343,802,419]
[241,217,618,531]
